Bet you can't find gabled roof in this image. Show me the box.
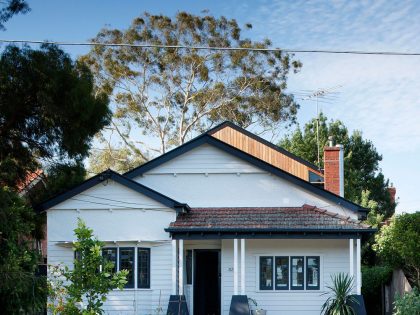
[124,132,365,213]
[36,169,189,213]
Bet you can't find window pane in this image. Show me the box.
[275,256,289,290]
[119,247,135,288]
[291,256,304,290]
[186,250,193,285]
[102,248,117,273]
[138,248,150,288]
[306,256,320,290]
[260,256,273,290]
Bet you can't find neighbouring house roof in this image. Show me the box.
[36,169,189,213]
[124,129,365,214]
[17,169,44,193]
[165,205,375,239]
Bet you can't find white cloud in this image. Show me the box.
[224,0,420,212]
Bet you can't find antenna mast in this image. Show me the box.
[300,85,342,168]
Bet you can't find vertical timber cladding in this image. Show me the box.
[210,125,323,181]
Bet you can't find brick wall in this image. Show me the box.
[324,146,341,196]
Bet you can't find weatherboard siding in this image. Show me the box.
[47,180,176,314]
[211,125,323,181]
[221,239,349,315]
[47,242,172,315]
[136,144,357,219]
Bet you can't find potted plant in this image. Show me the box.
[248,297,266,315]
[321,273,359,315]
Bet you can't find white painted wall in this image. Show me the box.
[47,179,176,315]
[221,239,349,315]
[47,143,358,315]
[47,241,172,315]
[135,144,357,219]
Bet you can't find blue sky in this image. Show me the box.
[3,0,420,213]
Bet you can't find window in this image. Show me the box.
[186,250,193,285]
[259,256,273,290]
[137,248,150,288]
[119,247,135,288]
[306,256,320,290]
[275,256,289,290]
[259,255,320,291]
[291,256,304,290]
[102,248,117,273]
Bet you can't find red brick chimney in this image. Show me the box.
[388,186,396,205]
[324,137,344,197]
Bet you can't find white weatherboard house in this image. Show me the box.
[40,122,374,315]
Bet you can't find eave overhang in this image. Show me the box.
[165,227,377,240]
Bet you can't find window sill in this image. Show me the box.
[255,289,325,293]
[112,288,153,291]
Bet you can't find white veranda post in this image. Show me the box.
[172,240,177,295]
[179,239,184,295]
[240,239,246,295]
[233,239,238,295]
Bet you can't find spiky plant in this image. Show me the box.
[321,273,358,315]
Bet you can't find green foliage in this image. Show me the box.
[279,113,395,218]
[0,44,111,187]
[88,147,146,174]
[0,0,30,30]
[48,219,128,314]
[361,266,392,314]
[81,11,301,161]
[393,288,420,315]
[373,213,420,288]
[0,187,47,314]
[321,273,358,315]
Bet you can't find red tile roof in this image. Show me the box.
[169,205,370,231]
[16,169,44,192]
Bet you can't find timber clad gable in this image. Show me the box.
[209,122,323,181]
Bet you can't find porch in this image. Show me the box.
[165,206,374,315]
[170,238,367,315]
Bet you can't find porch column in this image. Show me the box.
[240,239,246,295]
[178,239,184,295]
[349,238,354,292]
[356,238,361,295]
[172,240,177,295]
[233,238,238,295]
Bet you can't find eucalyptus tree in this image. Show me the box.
[81,12,302,172]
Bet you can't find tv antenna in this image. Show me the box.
[295,85,343,169]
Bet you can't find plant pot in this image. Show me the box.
[251,310,266,315]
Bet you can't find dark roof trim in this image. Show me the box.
[36,169,190,213]
[206,121,323,173]
[124,134,365,213]
[166,227,377,240]
[165,227,376,233]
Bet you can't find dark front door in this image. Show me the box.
[194,250,221,315]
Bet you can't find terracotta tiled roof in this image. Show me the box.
[169,204,371,231]
[16,169,44,192]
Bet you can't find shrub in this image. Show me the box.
[321,273,358,315]
[393,288,420,315]
[362,266,392,315]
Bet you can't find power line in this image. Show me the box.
[79,193,159,207]
[1,39,420,56]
